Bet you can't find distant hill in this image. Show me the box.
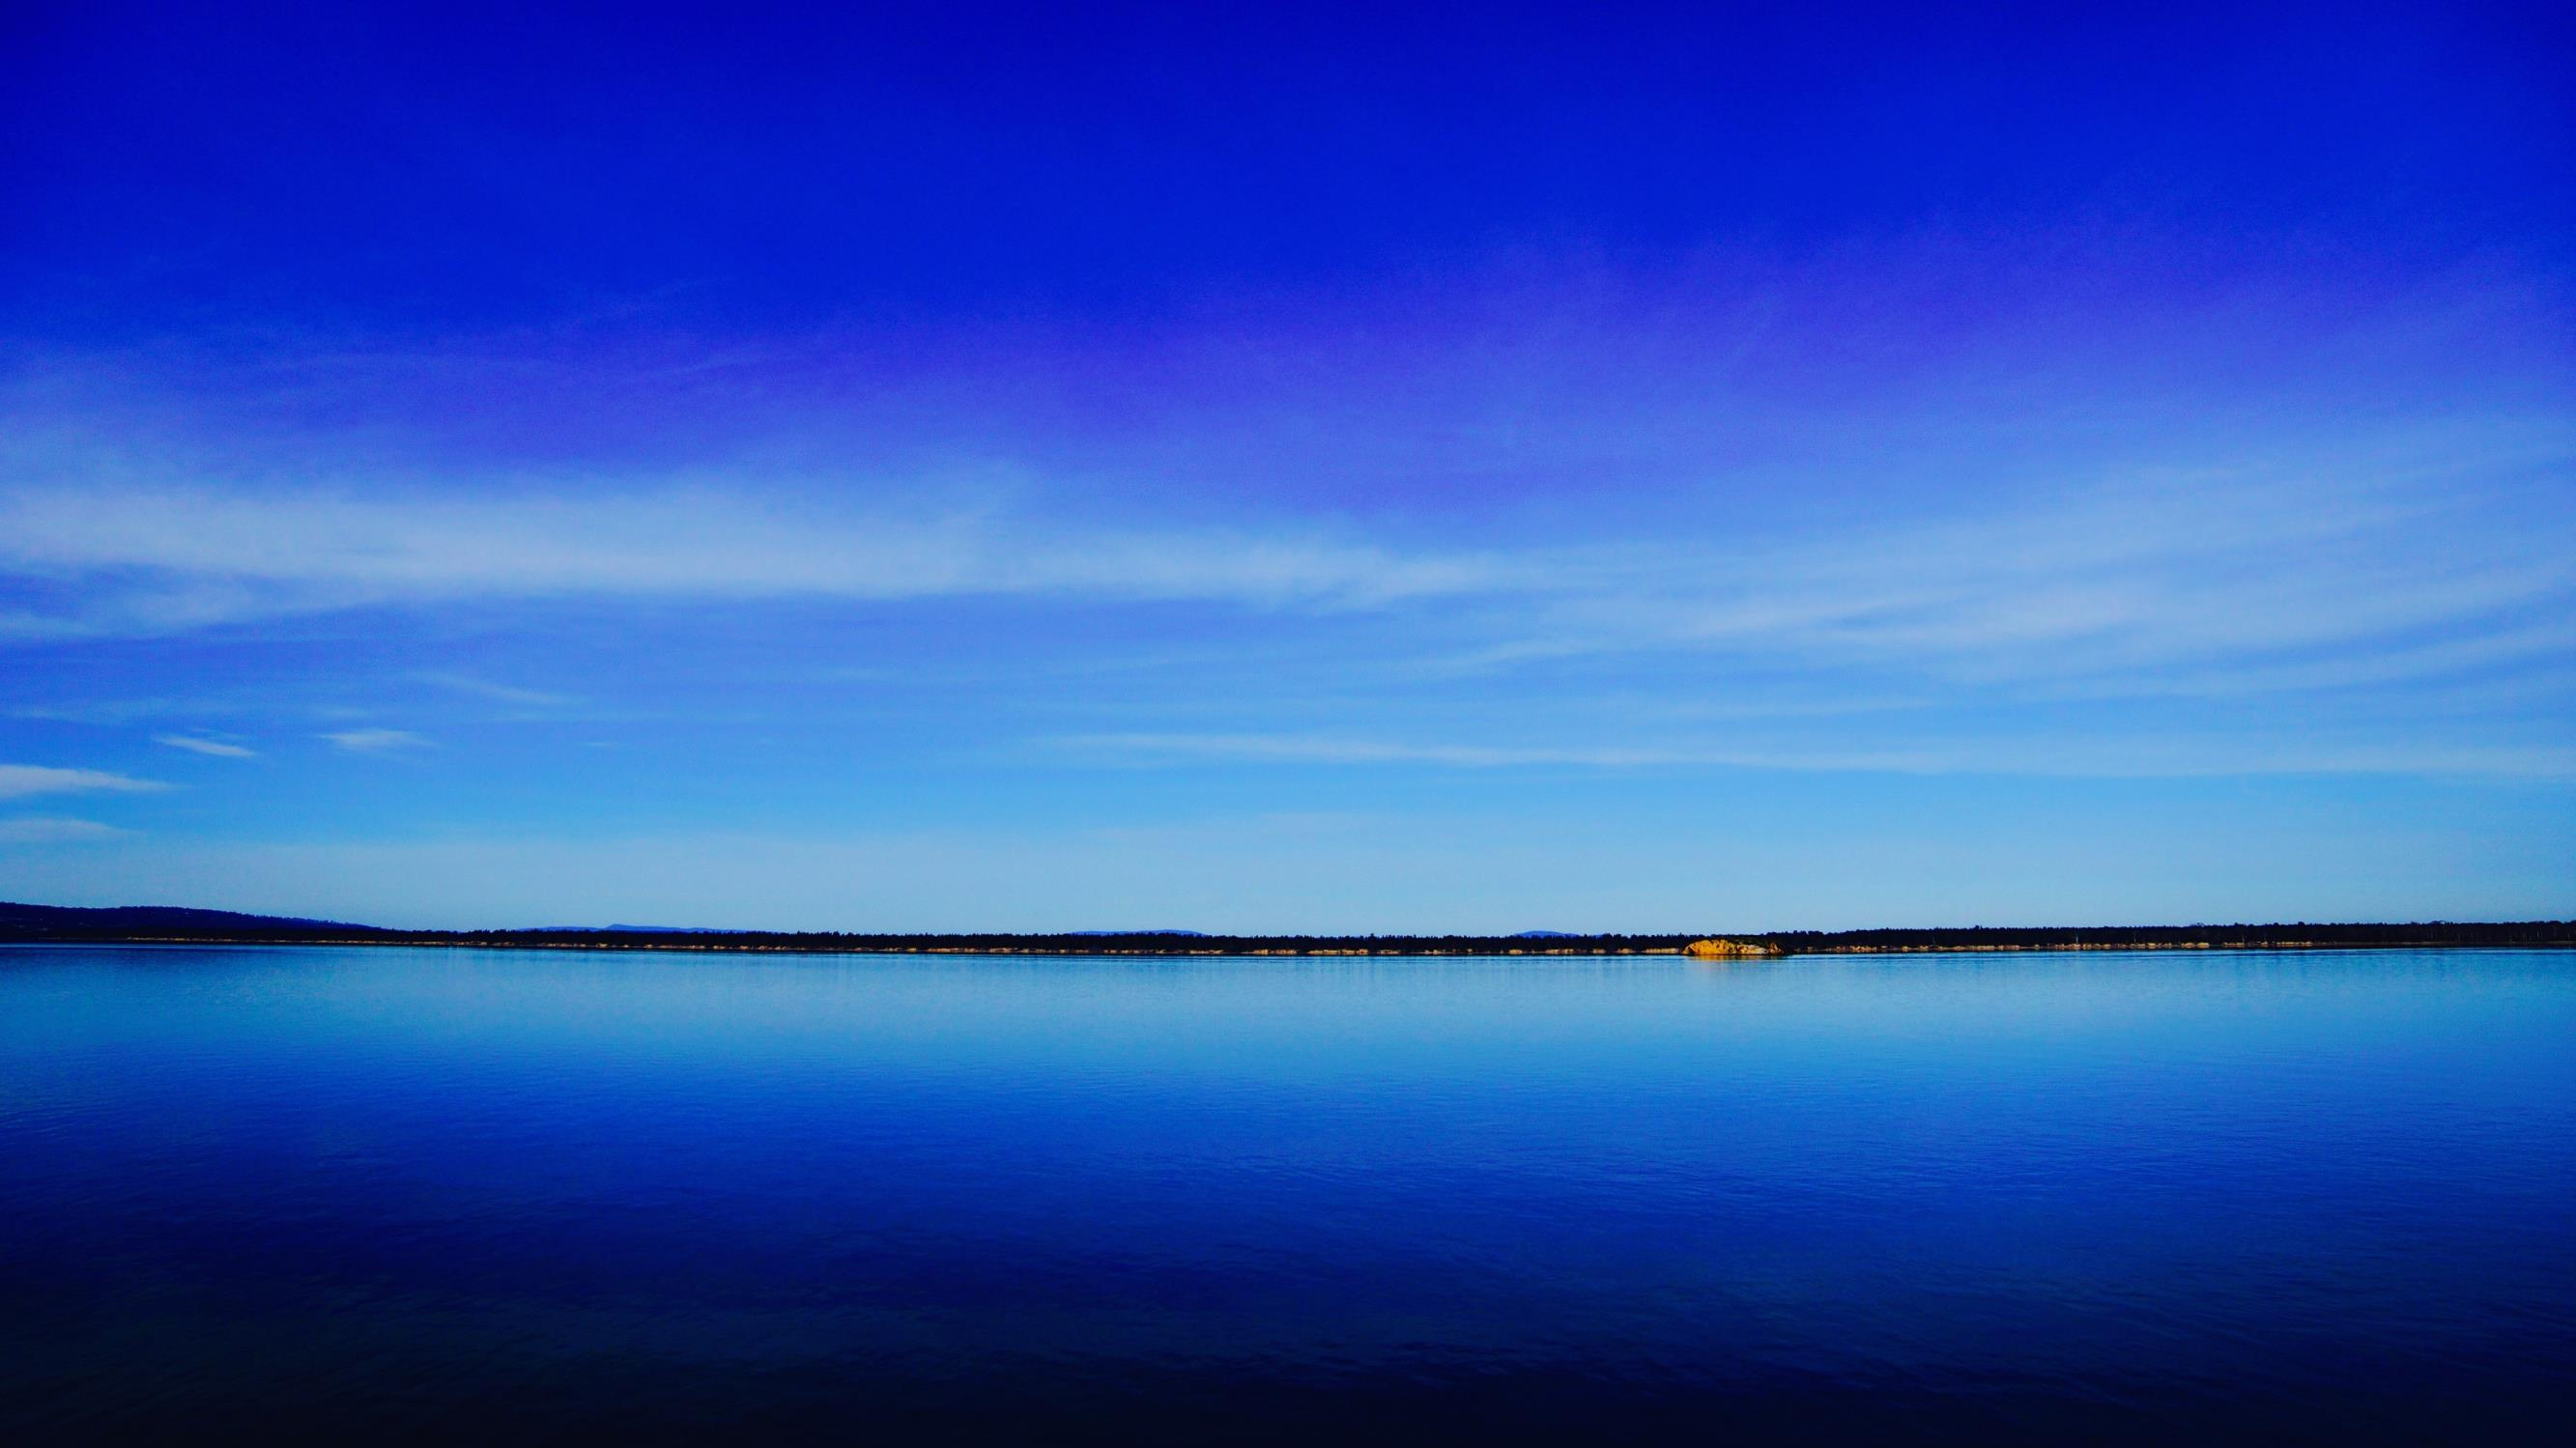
[0,902,386,938]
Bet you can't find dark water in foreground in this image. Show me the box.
[2,946,2570,1443]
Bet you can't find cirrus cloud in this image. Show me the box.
[0,816,130,843]
[0,479,1511,640]
[155,734,257,757]
[322,728,431,752]
[0,764,170,800]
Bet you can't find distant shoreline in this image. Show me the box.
[3,904,2568,957]
[14,938,2575,957]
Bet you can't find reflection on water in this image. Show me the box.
[3,946,2571,1442]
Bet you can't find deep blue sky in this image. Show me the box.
[4,2,2571,929]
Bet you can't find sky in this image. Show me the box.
[3,1,2572,930]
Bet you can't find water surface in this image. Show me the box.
[3,946,2570,1442]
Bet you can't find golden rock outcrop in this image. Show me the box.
[1683,937,1783,959]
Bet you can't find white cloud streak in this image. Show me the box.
[2,405,2569,807]
[0,764,170,799]
[1440,463,2576,692]
[155,734,257,757]
[417,673,575,707]
[322,728,431,752]
[0,816,129,843]
[1066,732,2576,781]
[0,482,1506,639]
[2,435,2565,698]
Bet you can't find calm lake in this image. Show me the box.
[3,945,2570,1442]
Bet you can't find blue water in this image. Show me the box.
[2,947,2570,1442]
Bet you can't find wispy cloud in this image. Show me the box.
[1066,732,2576,781]
[1066,733,1941,771]
[1435,457,2576,694]
[417,673,575,707]
[0,480,1510,639]
[0,764,170,799]
[0,816,130,843]
[2,427,2564,701]
[4,325,2569,798]
[322,728,431,752]
[155,734,257,757]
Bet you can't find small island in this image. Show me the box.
[1683,938,1786,958]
